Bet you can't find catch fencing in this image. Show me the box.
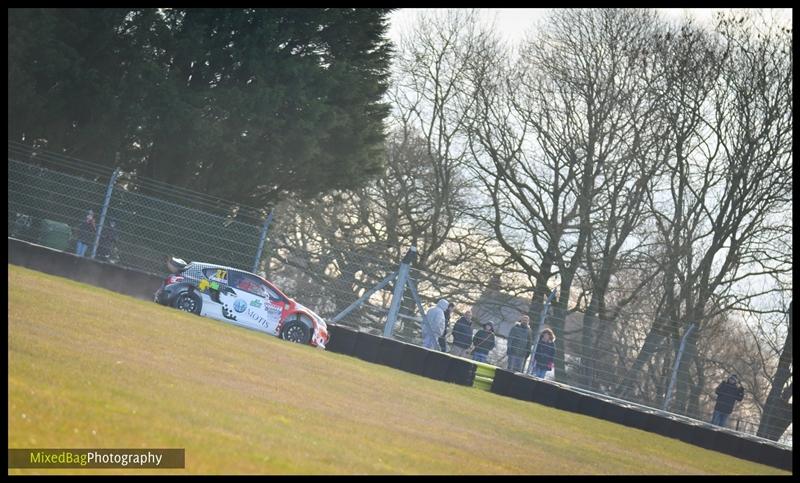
[7,140,791,448]
[8,141,269,276]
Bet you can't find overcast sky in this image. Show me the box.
[388,8,793,46]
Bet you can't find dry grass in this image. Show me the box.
[7,265,788,474]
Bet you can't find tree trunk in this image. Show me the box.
[757,301,792,441]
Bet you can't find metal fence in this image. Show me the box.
[9,141,270,275]
[7,140,791,448]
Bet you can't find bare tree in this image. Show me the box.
[615,12,792,421]
[466,9,665,381]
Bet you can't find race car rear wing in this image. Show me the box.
[167,256,188,274]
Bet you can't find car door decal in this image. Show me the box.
[210,269,227,281]
[219,286,243,321]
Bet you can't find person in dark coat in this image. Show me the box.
[96,218,118,261]
[439,302,455,352]
[471,322,495,363]
[711,374,744,428]
[450,308,473,357]
[75,209,96,257]
[506,315,534,372]
[531,328,556,378]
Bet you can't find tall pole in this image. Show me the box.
[91,168,120,259]
[252,209,273,274]
[384,246,417,338]
[663,323,696,411]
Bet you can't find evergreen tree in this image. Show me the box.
[8,8,394,204]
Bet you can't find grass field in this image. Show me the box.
[7,264,789,475]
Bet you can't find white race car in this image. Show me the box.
[154,258,328,349]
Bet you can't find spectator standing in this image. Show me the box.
[439,302,455,352]
[75,209,96,257]
[711,375,745,428]
[450,308,474,357]
[506,315,534,372]
[96,218,118,261]
[422,299,449,350]
[531,328,556,378]
[471,322,495,363]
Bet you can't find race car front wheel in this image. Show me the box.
[281,320,311,345]
[174,292,201,315]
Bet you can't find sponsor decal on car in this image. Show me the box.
[210,269,227,283]
[264,302,282,315]
[233,299,247,313]
[250,299,262,308]
[198,279,210,291]
[247,308,272,330]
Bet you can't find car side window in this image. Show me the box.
[202,268,228,286]
[229,272,270,298]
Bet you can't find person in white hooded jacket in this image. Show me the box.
[422,299,449,350]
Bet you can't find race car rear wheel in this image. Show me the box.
[281,319,311,345]
[174,291,201,315]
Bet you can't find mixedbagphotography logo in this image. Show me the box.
[8,449,185,469]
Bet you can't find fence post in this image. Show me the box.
[252,209,273,274]
[330,272,397,324]
[384,246,417,338]
[91,168,120,259]
[662,323,696,411]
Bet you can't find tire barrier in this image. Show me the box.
[475,361,497,380]
[488,368,514,395]
[628,409,663,433]
[556,387,583,413]
[603,402,631,425]
[445,358,476,386]
[9,237,164,300]
[473,376,493,391]
[573,393,611,421]
[325,326,476,386]
[399,343,430,377]
[325,324,359,356]
[506,373,536,401]
[660,416,689,441]
[422,349,452,381]
[530,378,560,408]
[377,337,410,370]
[487,373,791,471]
[714,430,749,461]
[354,331,383,364]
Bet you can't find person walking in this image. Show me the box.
[506,315,534,372]
[422,299,449,351]
[450,308,474,357]
[711,374,745,428]
[531,328,556,378]
[471,322,495,363]
[75,209,96,257]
